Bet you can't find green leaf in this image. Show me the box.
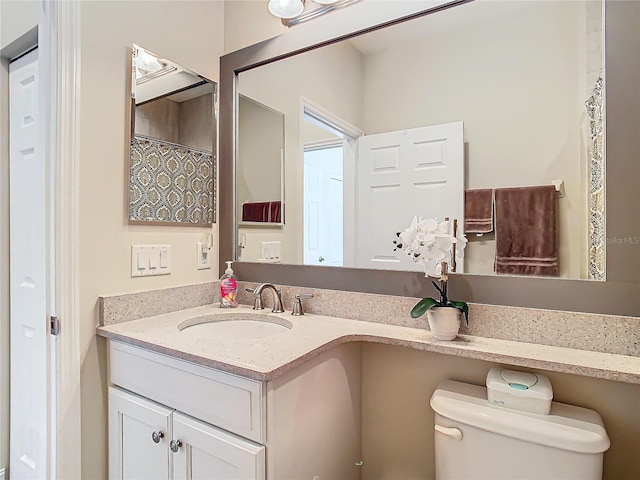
[449,300,469,324]
[411,297,439,318]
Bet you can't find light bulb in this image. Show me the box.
[268,0,305,19]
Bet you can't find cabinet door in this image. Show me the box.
[109,387,173,480]
[171,412,265,480]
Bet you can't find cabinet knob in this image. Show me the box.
[170,439,183,453]
[151,430,164,444]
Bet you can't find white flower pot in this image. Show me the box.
[427,307,462,341]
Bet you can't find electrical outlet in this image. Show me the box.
[196,242,211,270]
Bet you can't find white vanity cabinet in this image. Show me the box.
[107,340,362,479]
[108,342,265,480]
[109,387,264,480]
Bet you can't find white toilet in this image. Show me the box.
[430,379,610,479]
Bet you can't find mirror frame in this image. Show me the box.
[220,0,640,316]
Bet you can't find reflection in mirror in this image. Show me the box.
[129,44,217,225]
[236,0,604,279]
[237,95,285,229]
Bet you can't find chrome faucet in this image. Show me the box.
[252,283,284,313]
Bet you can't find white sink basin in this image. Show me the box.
[177,313,292,340]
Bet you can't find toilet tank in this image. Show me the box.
[430,380,610,480]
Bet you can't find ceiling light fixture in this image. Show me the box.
[268,0,305,20]
[269,0,361,27]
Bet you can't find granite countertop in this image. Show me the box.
[96,304,640,384]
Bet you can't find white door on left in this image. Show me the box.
[9,48,52,480]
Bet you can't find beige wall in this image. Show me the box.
[238,41,364,264]
[136,97,181,142]
[135,98,180,143]
[361,343,640,480]
[178,94,215,151]
[79,1,224,478]
[136,93,215,151]
[223,0,286,54]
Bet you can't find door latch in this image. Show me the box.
[50,316,60,336]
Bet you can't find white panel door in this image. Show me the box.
[172,412,265,480]
[109,387,173,480]
[303,164,323,265]
[9,48,51,480]
[356,122,464,271]
[303,146,344,266]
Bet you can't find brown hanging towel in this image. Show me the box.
[464,188,494,233]
[242,202,271,222]
[494,185,558,276]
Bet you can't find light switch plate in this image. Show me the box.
[259,241,281,262]
[131,245,172,277]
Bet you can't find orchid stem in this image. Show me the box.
[440,262,448,304]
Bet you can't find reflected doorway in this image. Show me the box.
[303,144,344,266]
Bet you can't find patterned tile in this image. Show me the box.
[129,134,215,224]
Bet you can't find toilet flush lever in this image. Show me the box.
[435,424,463,441]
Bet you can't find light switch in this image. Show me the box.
[137,251,148,270]
[131,245,172,277]
[160,250,168,268]
[149,250,159,269]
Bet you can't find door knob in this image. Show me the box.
[151,430,164,443]
[170,439,183,453]
[318,256,325,262]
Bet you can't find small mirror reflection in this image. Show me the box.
[236,95,285,227]
[129,44,217,225]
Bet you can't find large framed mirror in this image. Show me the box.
[220,0,640,315]
[129,44,217,225]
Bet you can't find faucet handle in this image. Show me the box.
[292,293,314,316]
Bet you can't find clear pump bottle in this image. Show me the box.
[219,261,238,308]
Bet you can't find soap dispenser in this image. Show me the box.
[219,261,238,308]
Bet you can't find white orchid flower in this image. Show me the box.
[396,215,467,277]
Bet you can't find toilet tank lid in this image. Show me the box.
[430,380,610,454]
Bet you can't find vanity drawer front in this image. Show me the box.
[109,341,265,443]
